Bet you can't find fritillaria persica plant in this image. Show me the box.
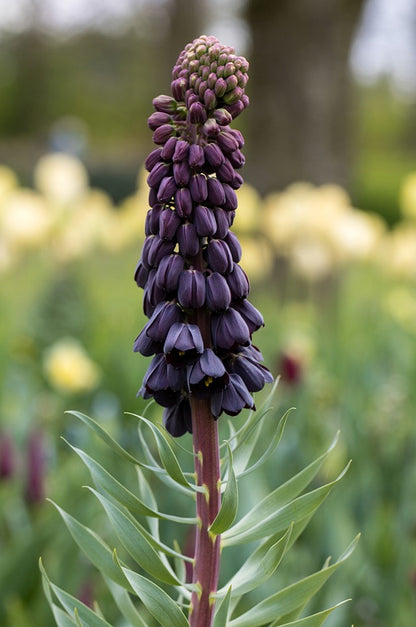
[42,36,358,627]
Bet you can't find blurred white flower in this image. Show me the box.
[399,172,416,219]
[0,165,18,202]
[43,338,101,394]
[1,189,52,251]
[34,153,88,206]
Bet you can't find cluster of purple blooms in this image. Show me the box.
[134,35,273,437]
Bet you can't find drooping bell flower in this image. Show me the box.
[134,35,272,436]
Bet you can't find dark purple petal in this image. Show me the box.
[177,222,200,258]
[153,124,174,145]
[142,354,169,392]
[178,269,206,309]
[161,136,179,160]
[232,299,264,333]
[213,108,233,126]
[220,373,254,416]
[153,388,181,407]
[159,209,182,240]
[152,94,178,114]
[211,308,250,349]
[217,130,239,153]
[146,301,183,341]
[134,259,150,289]
[157,176,177,203]
[207,177,226,206]
[163,398,192,437]
[228,354,273,392]
[227,263,249,299]
[133,326,161,356]
[148,236,175,267]
[205,239,233,274]
[213,207,230,239]
[171,77,187,100]
[148,162,171,188]
[173,139,190,163]
[216,158,235,183]
[188,144,205,168]
[230,173,244,190]
[228,149,245,169]
[173,161,191,187]
[145,205,164,236]
[189,102,207,124]
[167,364,187,390]
[148,112,172,131]
[205,272,232,311]
[145,147,163,172]
[175,187,193,218]
[145,269,165,308]
[189,349,229,398]
[194,205,217,237]
[224,231,242,262]
[155,254,184,291]
[222,183,238,210]
[190,174,208,203]
[204,143,224,168]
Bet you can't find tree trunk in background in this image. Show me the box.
[244,0,365,195]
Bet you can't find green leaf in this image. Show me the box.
[210,443,238,535]
[66,441,197,525]
[213,586,233,627]
[48,501,128,588]
[87,487,184,585]
[50,604,78,627]
[40,560,112,627]
[118,562,189,627]
[137,425,196,497]
[104,577,149,627]
[236,408,291,478]
[127,413,199,490]
[66,411,162,474]
[228,536,359,627]
[222,436,346,546]
[217,524,292,597]
[270,600,350,626]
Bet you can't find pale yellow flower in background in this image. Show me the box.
[238,235,273,280]
[1,189,52,251]
[0,165,18,203]
[328,210,385,262]
[43,338,101,394]
[102,192,147,252]
[34,153,88,206]
[234,183,262,234]
[399,172,416,220]
[52,189,114,261]
[381,223,416,279]
[291,237,333,281]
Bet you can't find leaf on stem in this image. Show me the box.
[209,443,238,535]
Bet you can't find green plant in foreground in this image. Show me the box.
[41,35,358,627]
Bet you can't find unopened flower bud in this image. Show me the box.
[153,124,174,145]
[177,222,200,258]
[188,144,205,168]
[206,272,232,311]
[194,205,217,237]
[153,94,178,113]
[148,112,172,131]
[205,239,233,274]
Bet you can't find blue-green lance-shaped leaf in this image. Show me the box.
[137,423,196,498]
[269,599,351,627]
[48,501,129,589]
[213,586,233,627]
[104,577,149,627]
[66,411,162,474]
[222,435,346,546]
[236,408,292,479]
[40,559,112,627]
[116,556,190,627]
[228,536,359,627]
[217,524,293,597]
[66,441,197,525]
[209,443,238,535]
[128,412,204,492]
[87,487,187,586]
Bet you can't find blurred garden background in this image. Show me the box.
[1,0,416,625]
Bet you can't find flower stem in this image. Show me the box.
[189,396,221,627]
